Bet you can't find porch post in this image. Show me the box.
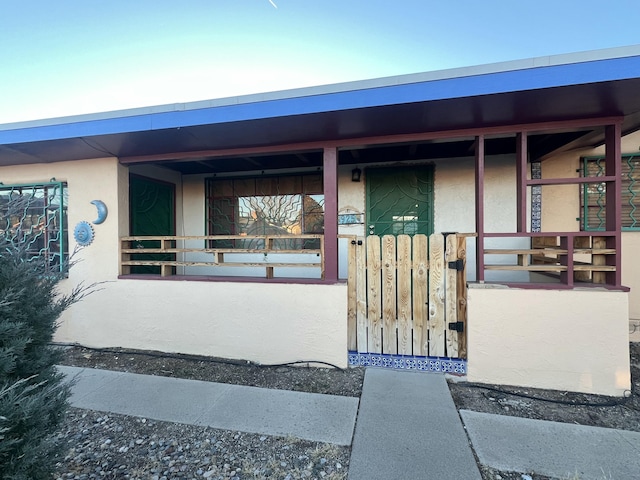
[475,135,485,282]
[516,132,528,232]
[323,147,339,282]
[605,123,622,286]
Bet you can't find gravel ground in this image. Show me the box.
[54,409,349,480]
[54,344,640,480]
[53,347,357,479]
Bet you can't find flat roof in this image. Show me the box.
[1,44,640,167]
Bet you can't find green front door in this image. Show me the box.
[366,166,434,236]
[129,174,176,274]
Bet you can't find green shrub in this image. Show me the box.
[0,242,87,479]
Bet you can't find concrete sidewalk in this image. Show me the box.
[461,409,640,480]
[58,365,359,446]
[59,365,640,480]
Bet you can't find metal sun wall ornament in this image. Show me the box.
[73,221,95,246]
[91,200,108,224]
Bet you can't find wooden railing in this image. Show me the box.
[120,234,324,278]
[483,232,617,286]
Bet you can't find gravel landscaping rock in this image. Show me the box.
[54,409,349,480]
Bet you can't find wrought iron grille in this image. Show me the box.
[581,154,640,231]
[0,182,68,271]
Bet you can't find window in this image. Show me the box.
[0,182,68,271]
[206,174,324,248]
[581,154,640,231]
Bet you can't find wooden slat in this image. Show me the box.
[484,265,568,271]
[485,248,567,255]
[356,237,368,353]
[119,239,130,275]
[574,249,616,255]
[122,261,320,268]
[592,236,607,284]
[573,265,617,272]
[396,235,412,355]
[266,238,275,279]
[122,234,323,241]
[445,234,459,358]
[121,248,323,254]
[484,248,616,255]
[381,235,397,355]
[347,238,357,351]
[366,236,382,353]
[412,234,429,356]
[429,233,446,357]
[319,236,325,280]
[456,235,468,360]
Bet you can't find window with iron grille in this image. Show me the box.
[580,154,640,231]
[0,182,68,271]
[206,174,324,249]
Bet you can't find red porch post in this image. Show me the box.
[605,123,622,286]
[475,135,485,282]
[516,132,528,233]
[323,147,339,282]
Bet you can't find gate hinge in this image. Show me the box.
[448,321,464,333]
[448,259,464,271]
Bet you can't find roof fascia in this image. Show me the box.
[1,53,639,146]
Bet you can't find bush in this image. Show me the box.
[0,242,86,479]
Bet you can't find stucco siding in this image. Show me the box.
[467,285,631,396]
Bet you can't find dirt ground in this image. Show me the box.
[58,343,640,433]
[449,342,640,433]
[58,345,364,397]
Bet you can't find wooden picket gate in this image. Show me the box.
[346,233,468,359]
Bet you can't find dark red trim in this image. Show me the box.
[475,135,485,282]
[323,147,339,282]
[605,123,623,286]
[118,274,345,285]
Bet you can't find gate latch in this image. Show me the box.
[448,321,464,333]
[448,259,464,271]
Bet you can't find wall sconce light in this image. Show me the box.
[351,167,362,182]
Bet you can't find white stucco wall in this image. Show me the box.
[467,285,631,396]
[0,160,348,367]
[62,279,348,366]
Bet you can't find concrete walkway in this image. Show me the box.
[58,365,358,446]
[461,409,640,480]
[348,368,481,480]
[59,365,640,480]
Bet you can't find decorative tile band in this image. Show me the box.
[348,351,466,375]
[531,160,542,233]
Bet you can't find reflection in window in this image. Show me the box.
[206,174,324,249]
[392,215,418,235]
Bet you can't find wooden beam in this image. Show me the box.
[323,147,339,282]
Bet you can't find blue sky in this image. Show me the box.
[1,0,639,124]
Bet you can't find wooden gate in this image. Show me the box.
[346,233,468,359]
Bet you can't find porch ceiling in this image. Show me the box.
[1,46,640,172]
